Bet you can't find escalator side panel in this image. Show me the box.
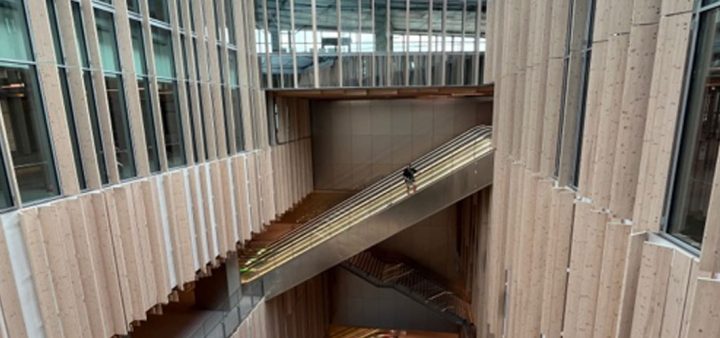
[263,153,494,297]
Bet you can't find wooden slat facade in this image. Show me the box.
[483,0,720,337]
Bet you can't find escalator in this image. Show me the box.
[241,126,493,297]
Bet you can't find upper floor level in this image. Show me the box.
[253,0,487,88]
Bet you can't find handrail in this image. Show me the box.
[241,126,493,280]
[242,127,492,276]
[244,137,492,278]
[252,126,489,253]
[258,126,489,251]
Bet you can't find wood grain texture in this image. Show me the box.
[686,278,720,338]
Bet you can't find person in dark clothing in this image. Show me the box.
[402,164,418,194]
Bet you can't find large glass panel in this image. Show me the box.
[0,0,33,62]
[59,70,86,189]
[83,72,109,184]
[47,0,63,64]
[668,9,720,247]
[232,87,243,151]
[224,0,236,45]
[72,2,90,68]
[340,0,358,87]
[127,0,140,13]
[158,81,185,167]
[95,9,121,73]
[137,78,160,172]
[130,20,147,75]
[104,75,136,179]
[185,81,199,160]
[228,52,238,86]
[153,28,175,79]
[0,65,59,202]
[149,0,170,23]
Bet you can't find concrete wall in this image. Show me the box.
[311,97,492,190]
[377,205,461,284]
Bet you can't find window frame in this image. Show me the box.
[0,0,64,208]
[661,0,720,253]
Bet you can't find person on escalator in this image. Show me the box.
[402,164,418,194]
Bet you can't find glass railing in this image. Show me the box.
[241,125,493,282]
[185,280,265,338]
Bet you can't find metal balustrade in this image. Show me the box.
[241,125,493,285]
[342,251,474,329]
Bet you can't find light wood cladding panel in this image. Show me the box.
[575,43,607,194]
[592,222,632,338]
[136,180,172,304]
[616,233,648,338]
[629,242,674,338]
[634,12,692,232]
[589,34,629,208]
[233,156,252,241]
[0,220,27,338]
[20,209,65,338]
[660,251,694,338]
[610,23,660,219]
[685,278,720,338]
[486,1,710,338]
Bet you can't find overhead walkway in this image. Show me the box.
[342,251,474,336]
[241,126,493,297]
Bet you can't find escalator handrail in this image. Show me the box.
[243,126,492,269]
[242,139,494,279]
[242,135,493,277]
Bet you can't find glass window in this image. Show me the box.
[95,9,121,73]
[130,21,160,172]
[58,70,86,190]
[72,2,90,68]
[185,81,199,160]
[153,28,175,79]
[48,0,86,189]
[158,81,185,167]
[137,78,160,172]
[667,8,720,248]
[96,9,136,179]
[130,20,147,75]
[232,87,243,151]
[127,0,140,13]
[72,3,108,184]
[47,0,64,64]
[84,72,109,184]
[149,0,170,23]
[229,52,238,87]
[0,0,59,203]
[0,65,60,202]
[0,0,33,62]
[225,0,236,45]
[177,0,185,30]
[104,75,136,179]
[554,0,595,187]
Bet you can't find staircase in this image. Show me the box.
[342,251,474,334]
[241,126,493,298]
